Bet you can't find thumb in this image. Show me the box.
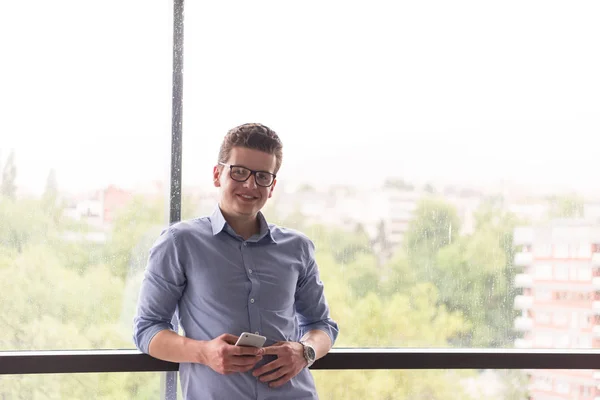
[219,333,239,345]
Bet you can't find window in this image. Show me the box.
[1,0,173,396]
[555,264,569,280]
[536,311,551,325]
[577,243,592,258]
[535,264,553,280]
[536,289,553,301]
[578,266,592,281]
[3,0,600,399]
[553,312,568,326]
[554,244,569,259]
[570,265,579,281]
[555,381,570,395]
[535,333,553,348]
[534,244,553,258]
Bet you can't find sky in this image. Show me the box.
[1,0,599,196]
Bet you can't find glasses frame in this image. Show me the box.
[218,162,277,187]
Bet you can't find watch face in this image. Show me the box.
[306,345,316,361]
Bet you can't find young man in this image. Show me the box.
[133,123,339,399]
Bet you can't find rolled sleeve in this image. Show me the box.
[133,227,186,354]
[295,239,339,345]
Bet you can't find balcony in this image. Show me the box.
[514,252,533,267]
[593,253,600,267]
[594,301,600,314]
[514,316,533,331]
[515,273,533,288]
[514,295,534,310]
[593,277,600,289]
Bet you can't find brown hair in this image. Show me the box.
[218,123,283,173]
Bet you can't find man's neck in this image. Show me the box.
[220,207,261,240]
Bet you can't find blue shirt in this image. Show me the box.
[133,206,339,400]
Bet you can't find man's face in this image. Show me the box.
[213,146,277,219]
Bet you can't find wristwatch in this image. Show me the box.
[299,341,316,368]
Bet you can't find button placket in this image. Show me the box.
[241,239,261,336]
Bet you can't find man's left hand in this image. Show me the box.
[252,341,307,388]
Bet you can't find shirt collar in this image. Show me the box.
[210,205,277,244]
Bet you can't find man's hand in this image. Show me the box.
[199,333,263,375]
[252,341,307,388]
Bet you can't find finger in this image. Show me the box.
[252,359,283,377]
[231,346,262,356]
[268,373,293,388]
[259,367,288,384]
[229,355,263,368]
[259,343,286,356]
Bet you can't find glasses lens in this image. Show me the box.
[255,172,273,187]
[230,166,251,181]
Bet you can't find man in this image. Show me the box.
[133,123,339,399]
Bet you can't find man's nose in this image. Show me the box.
[243,174,258,189]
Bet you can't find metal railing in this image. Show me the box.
[2,348,600,375]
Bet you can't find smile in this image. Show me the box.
[237,194,257,200]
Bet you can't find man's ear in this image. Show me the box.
[268,179,277,198]
[213,165,221,188]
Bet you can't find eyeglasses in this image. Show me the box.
[219,163,276,187]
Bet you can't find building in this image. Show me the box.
[64,184,134,225]
[513,220,600,399]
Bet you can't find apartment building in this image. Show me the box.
[513,220,600,400]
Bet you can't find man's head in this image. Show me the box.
[214,123,283,220]
[217,123,283,174]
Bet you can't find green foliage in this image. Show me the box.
[307,224,373,265]
[405,197,461,258]
[0,188,528,399]
[404,197,520,348]
[383,178,415,191]
[547,194,585,219]
[0,197,57,253]
[1,150,17,199]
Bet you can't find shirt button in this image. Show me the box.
[250,298,255,303]
[248,269,253,274]
[244,242,248,246]
[254,331,260,335]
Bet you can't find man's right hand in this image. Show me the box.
[198,333,263,375]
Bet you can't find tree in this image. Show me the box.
[423,182,436,194]
[42,169,59,204]
[402,197,521,348]
[384,178,414,191]
[405,197,461,256]
[371,219,394,267]
[1,150,17,199]
[547,194,584,219]
[404,197,461,282]
[0,198,160,398]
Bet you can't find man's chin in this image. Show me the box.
[233,205,259,216]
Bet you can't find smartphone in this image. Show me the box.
[235,332,267,348]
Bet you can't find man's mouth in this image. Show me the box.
[237,194,257,201]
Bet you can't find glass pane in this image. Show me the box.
[0,372,161,399]
[183,0,600,350]
[0,0,172,351]
[313,369,598,400]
